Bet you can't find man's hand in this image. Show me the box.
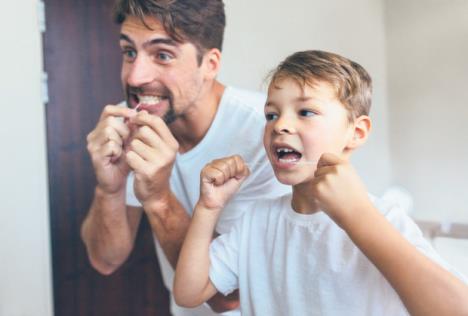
[125,111,179,209]
[207,290,240,313]
[310,153,372,227]
[86,105,135,194]
[199,155,250,211]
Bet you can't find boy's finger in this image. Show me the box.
[317,153,342,168]
[205,167,226,186]
[314,165,335,178]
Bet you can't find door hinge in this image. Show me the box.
[41,72,49,105]
[37,0,46,33]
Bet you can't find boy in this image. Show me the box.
[173,50,468,315]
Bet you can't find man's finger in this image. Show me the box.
[129,112,179,149]
[100,104,135,120]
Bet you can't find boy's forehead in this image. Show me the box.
[268,78,332,96]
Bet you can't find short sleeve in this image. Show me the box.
[209,217,243,296]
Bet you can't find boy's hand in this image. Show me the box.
[199,155,250,211]
[311,153,373,227]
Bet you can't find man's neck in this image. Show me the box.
[170,80,225,153]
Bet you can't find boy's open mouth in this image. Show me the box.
[275,146,302,163]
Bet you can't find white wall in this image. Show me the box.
[0,1,53,316]
[386,0,468,222]
[220,0,393,194]
[2,0,466,314]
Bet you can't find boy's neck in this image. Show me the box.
[291,184,321,214]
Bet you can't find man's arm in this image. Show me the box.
[82,105,140,274]
[81,187,143,275]
[142,190,191,268]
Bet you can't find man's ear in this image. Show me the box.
[346,115,372,150]
[202,48,222,80]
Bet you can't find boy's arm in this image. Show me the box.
[174,155,250,308]
[343,204,468,316]
[312,153,468,316]
[174,203,220,307]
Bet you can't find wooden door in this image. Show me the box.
[43,1,170,315]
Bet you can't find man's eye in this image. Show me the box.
[158,52,173,62]
[299,109,316,117]
[265,113,278,121]
[122,49,137,60]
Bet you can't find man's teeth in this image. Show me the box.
[138,95,162,105]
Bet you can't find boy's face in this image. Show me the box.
[263,78,355,185]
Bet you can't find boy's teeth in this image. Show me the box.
[277,148,294,154]
[279,158,299,163]
[138,95,162,105]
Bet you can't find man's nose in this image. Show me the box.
[126,55,156,87]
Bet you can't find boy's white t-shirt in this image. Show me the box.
[209,194,467,316]
[126,86,290,316]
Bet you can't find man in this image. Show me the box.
[81,1,288,315]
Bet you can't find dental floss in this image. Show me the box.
[134,103,142,112]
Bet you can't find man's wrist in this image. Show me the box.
[141,189,173,215]
[95,185,126,202]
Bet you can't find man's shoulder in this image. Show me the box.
[222,86,266,114]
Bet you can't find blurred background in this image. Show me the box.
[1,0,467,315]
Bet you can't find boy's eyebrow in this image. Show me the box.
[295,96,313,102]
[119,33,178,48]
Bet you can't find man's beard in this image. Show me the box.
[125,85,179,125]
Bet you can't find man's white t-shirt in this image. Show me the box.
[126,86,290,316]
[209,194,467,316]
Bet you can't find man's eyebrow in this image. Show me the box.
[119,33,178,48]
[145,37,178,48]
[119,34,134,45]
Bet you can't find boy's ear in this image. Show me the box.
[202,48,222,80]
[346,115,372,150]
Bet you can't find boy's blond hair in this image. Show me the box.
[270,50,372,121]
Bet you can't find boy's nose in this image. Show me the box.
[273,118,295,134]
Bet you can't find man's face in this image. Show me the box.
[119,16,207,124]
[263,78,354,185]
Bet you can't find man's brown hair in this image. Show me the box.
[113,0,225,63]
[270,50,372,121]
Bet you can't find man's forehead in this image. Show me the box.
[121,15,168,36]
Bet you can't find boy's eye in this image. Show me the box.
[265,113,278,121]
[299,109,316,117]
